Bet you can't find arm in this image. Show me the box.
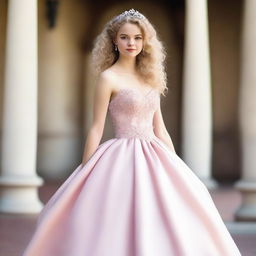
[153,97,176,154]
[81,72,113,165]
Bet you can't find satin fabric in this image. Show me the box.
[23,137,241,256]
[23,87,241,255]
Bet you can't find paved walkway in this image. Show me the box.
[0,182,256,256]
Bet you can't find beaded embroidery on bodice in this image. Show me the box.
[108,87,160,141]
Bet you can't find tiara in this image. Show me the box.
[116,9,146,21]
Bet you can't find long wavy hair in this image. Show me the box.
[91,10,168,96]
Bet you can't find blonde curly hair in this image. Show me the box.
[91,9,168,96]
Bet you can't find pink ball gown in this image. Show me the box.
[23,87,241,256]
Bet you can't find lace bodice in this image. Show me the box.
[108,87,160,141]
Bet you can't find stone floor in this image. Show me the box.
[0,182,256,256]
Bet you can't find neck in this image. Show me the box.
[115,56,137,74]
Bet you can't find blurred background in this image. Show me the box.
[0,0,256,255]
[0,0,245,181]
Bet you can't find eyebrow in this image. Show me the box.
[119,33,142,36]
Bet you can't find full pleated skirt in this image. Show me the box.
[23,137,241,256]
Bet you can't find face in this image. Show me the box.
[114,22,144,58]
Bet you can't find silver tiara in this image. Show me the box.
[116,9,146,21]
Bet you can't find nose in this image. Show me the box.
[128,39,135,45]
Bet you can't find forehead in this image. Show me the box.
[117,22,142,35]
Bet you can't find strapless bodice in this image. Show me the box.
[108,87,160,141]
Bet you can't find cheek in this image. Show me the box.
[118,40,127,48]
[137,40,143,47]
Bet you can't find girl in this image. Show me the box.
[23,8,241,256]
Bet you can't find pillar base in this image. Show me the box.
[234,180,256,221]
[199,176,218,190]
[0,175,44,214]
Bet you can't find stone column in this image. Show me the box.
[182,0,217,189]
[234,0,256,221]
[0,0,44,213]
[37,0,84,180]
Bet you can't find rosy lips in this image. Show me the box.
[127,49,136,52]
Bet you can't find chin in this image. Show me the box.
[125,51,140,56]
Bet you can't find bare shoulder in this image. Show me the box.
[99,68,116,80]
[96,69,119,92]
